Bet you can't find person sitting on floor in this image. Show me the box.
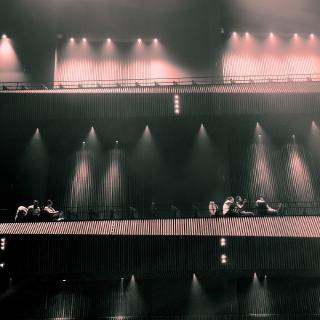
[223,196,236,216]
[255,196,284,215]
[15,206,28,222]
[129,206,139,219]
[208,201,218,217]
[43,199,64,221]
[171,205,180,218]
[235,195,254,216]
[26,200,41,221]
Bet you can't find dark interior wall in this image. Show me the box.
[1,114,320,215]
[1,276,320,319]
[0,118,230,215]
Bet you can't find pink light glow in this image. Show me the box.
[287,144,315,202]
[2,34,7,39]
[69,151,91,207]
[70,38,74,42]
[0,37,26,82]
[107,38,111,43]
[137,38,142,44]
[294,33,298,38]
[55,38,192,84]
[82,38,87,42]
[153,38,158,44]
[223,33,320,79]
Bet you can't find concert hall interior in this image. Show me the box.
[2,0,320,319]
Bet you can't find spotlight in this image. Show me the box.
[0,263,5,268]
[82,37,87,42]
[310,33,315,38]
[269,32,274,37]
[174,109,180,115]
[221,254,227,264]
[1,34,7,39]
[220,237,227,247]
[294,33,298,38]
[82,141,86,144]
[0,237,5,251]
[174,94,179,100]
[292,134,296,139]
[245,32,249,37]
[70,37,74,42]
[137,38,142,43]
[107,38,111,43]
[258,134,262,138]
[153,38,158,43]
[62,279,67,282]
[115,140,119,144]
[232,31,237,37]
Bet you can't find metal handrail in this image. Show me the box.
[1,73,320,91]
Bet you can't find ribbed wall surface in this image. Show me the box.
[2,89,320,121]
[61,149,128,217]
[231,142,320,213]
[1,217,320,237]
[5,235,320,275]
[3,278,320,320]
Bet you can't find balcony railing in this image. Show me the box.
[1,73,320,91]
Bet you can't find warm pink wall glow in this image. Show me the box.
[286,143,315,202]
[54,40,190,84]
[223,34,320,79]
[69,151,92,208]
[0,37,26,82]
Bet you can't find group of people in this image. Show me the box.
[14,196,284,223]
[209,196,285,217]
[15,199,65,222]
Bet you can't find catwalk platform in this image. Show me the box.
[1,216,319,237]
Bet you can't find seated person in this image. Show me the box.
[192,204,201,218]
[235,195,254,216]
[255,196,283,215]
[15,206,28,222]
[208,201,218,217]
[43,199,64,221]
[151,202,158,219]
[129,206,139,219]
[171,205,180,218]
[26,200,41,221]
[223,196,236,216]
